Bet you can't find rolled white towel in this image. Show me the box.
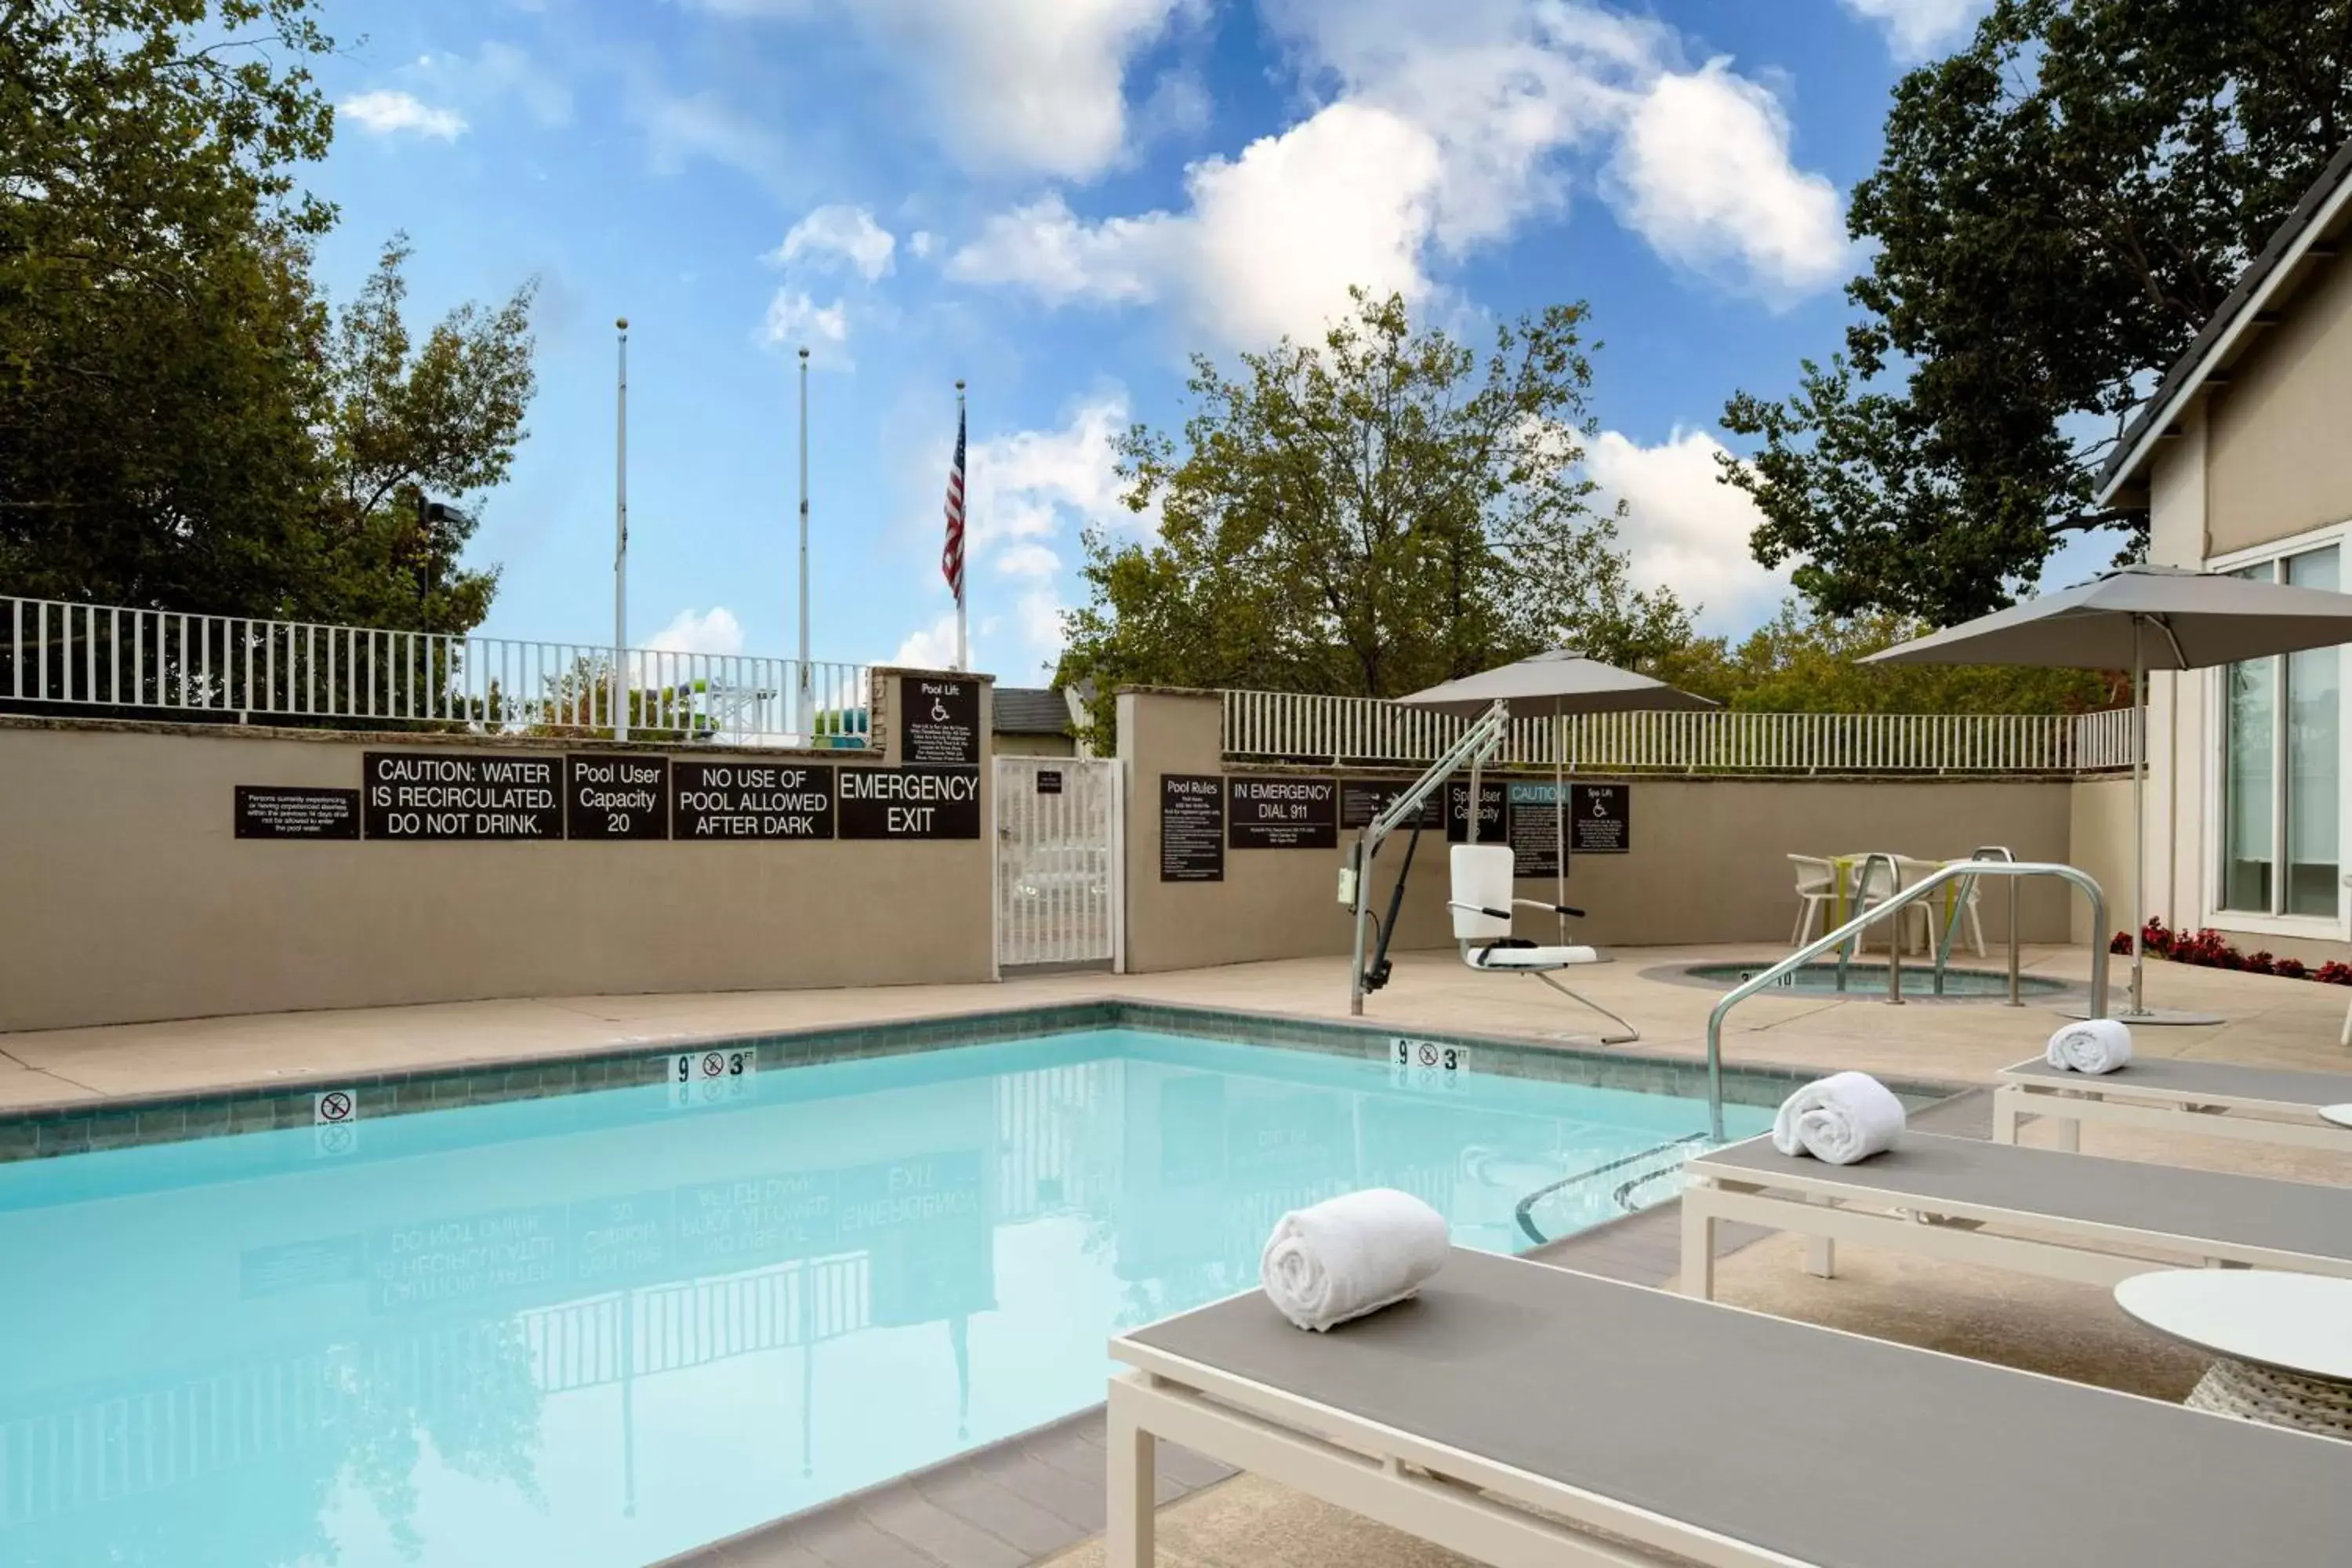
[2046,1018,2132,1075]
[1771,1072,1906,1165]
[1260,1188,1450,1332]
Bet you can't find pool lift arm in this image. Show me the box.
[1345,699,1514,1015]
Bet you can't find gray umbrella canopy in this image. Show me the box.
[1864,564,2352,1024]
[1396,648,1719,717]
[1861,565,2352,671]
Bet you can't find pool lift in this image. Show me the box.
[1342,698,1636,1044]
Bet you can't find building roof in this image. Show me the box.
[993,686,1073,735]
[2096,137,2352,507]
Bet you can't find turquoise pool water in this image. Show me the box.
[0,1027,1766,1566]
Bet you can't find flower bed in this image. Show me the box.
[2110,917,2352,985]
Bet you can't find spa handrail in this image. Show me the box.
[1702,862,2108,1142]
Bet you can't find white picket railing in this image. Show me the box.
[1221,690,2140,775]
[0,595,873,747]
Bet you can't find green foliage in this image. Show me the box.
[1656,601,2118,714]
[0,0,537,636]
[1721,0,2352,624]
[1058,288,1692,732]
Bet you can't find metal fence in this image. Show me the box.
[995,756,1122,969]
[1220,690,2140,775]
[0,594,873,748]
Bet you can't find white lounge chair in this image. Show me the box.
[1446,844,1637,1044]
[1994,1054,2352,1152]
[1679,1131,2352,1300]
[1106,1250,2352,1568]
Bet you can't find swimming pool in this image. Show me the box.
[0,1025,1767,1565]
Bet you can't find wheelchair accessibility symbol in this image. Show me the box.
[931,699,951,722]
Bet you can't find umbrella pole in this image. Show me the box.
[1555,711,1566,946]
[2131,619,2146,1018]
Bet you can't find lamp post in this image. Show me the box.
[797,346,811,741]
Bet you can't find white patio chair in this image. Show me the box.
[1786,854,1835,946]
[1849,854,1933,955]
[1899,855,1985,958]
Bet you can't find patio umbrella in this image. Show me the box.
[1396,651,1715,939]
[1866,564,2352,1022]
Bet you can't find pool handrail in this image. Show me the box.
[1704,861,2107,1141]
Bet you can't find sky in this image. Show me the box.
[303,0,2111,684]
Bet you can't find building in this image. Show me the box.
[992,685,1081,757]
[2096,136,2352,960]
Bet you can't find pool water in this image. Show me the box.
[0,1028,1764,1566]
[1682,961,2069,1000]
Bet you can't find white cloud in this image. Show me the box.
[644,606,748,656]
[772,205,896,280]
[760,290,850,353]
[690,0,1191,180]
[906,230,937,260]
[626,78,788,188]
[1585,426,1791,630]
[1608,61,1849,298]
[891,613,964,671]
[1838,0,1988,60]
[340,90,468,140]
[948,2,1848,343]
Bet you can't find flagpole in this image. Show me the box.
[613,317,629,743]
[955,379,968,673]
[796,346,811,739]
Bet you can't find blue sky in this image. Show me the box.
[305,0,2107,682]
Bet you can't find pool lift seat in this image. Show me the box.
[1449,844,1638,1045]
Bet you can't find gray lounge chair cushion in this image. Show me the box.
[1695,1131,2352,1263]
[2004,1054,2352,1110]
[1122,1250,2352,1568]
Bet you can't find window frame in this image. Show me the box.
[2203,523,2350,938]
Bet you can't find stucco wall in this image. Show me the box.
[1120,689,2082,975]
[2206,252,2352,559]
[0,674,996,1032]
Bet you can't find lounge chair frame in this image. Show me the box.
[1678,1131,2352,1301]
[1991,1057,2352,1153]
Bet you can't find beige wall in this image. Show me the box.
[1120,689,2082,975]
[0,672,996,1032]
[2205,252,2352,560]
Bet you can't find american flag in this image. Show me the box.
[941,406,966,603]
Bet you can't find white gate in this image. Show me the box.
[994,757,1122,970]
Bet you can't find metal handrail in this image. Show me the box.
[1832,852,1904,999]
[1934,845,2017,1001]
[1703,861,2108,1141]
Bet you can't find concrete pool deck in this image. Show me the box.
[8,943,2352,1567]
[4,941,2348,1112]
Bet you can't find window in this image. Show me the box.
[2220,546,2341,916]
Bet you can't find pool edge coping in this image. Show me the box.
[0,995,1972,1162]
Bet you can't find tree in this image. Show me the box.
[0,0,537,635]
[1058,289,1692,714]
[1656,601,2117,714]
[1720,0,2352,624]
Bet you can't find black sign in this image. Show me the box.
[1228,776,1338,849]
[838,767,982,839]
[1160,774,1225,881]
[1444,780,1508,844]
[564,754,670,840]
[235,786,360,840]
[1571,783,1631,854]
[902,677,981,765]
[1036,770,1064,795]
[672,760,836,840]
[1507,782,1562,879]
[363,753,563,841]
[1340,779,1443,831]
